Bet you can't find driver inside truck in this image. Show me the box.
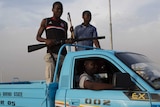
[79,59,113,90]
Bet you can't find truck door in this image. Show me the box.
[65,56,151,107]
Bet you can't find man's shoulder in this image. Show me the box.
[89,24,96,29]
[44,17,52,20]
[76,24,81,27]
[42,17,52,23]
[80,72,89,79]
[75,24,82,29]
[75,24,96,29]
[44,17,67,23]
[60,19,67,24]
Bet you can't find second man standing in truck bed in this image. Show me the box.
[73,10,101,51]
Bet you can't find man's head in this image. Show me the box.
[84,59,98,76]
[82,10,92,24]
[52,1,63,19]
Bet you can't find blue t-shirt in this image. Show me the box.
[74,24,98,51]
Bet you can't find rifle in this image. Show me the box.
[28,36,105,52]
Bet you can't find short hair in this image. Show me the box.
[82,10,91,17]
[52,1,63,8]
[84,59,96,66]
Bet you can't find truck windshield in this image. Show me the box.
[116,52,160,90]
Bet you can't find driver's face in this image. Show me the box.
[85,60,98,75]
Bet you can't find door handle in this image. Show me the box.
[69,99,80,106]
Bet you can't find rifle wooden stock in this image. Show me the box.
[67,12,75,39]
[28,36,105,52]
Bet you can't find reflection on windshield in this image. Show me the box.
[116,52,160,89]
[131,63,160,88]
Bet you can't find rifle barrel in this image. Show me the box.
[74,36,105,42]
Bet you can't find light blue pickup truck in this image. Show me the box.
[0,44,160,107]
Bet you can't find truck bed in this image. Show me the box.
[0,81,58,107]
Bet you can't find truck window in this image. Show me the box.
[73,57,122,89]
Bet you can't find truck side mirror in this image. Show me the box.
[113,72,135,90]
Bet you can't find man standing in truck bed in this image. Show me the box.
[73,10,101,51]
[36,1,71,84]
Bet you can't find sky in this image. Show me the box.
[0,0,160,82]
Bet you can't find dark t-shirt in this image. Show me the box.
[45,17,68,56]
